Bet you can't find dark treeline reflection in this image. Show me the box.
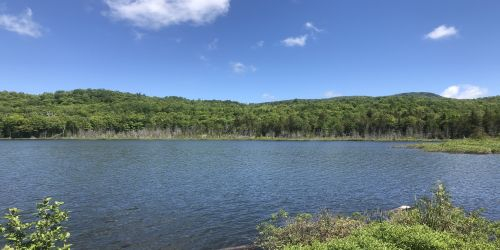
[1,89,499,139]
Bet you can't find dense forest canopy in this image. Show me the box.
[0,89,499,139]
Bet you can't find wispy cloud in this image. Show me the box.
[282,22,323,47]
[261,93,276,101]
[199,55,208,62]
[252,40,264,49]
[103,0,231,30]
[230,62,256,73]
[0,8,42,38]
[208,38,219,50]
[425,25,458,40]
[441,84,488,99]
[282,35,308,47]
[132,30,145,40]
[324,90,341,98]
[305,22,322,33]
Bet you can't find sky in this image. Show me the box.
[0,0,499,103]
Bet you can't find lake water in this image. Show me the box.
[0,141,499,249]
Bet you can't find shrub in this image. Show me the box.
[0,198,70,250]
[256,209,363,249]
[257,182,499,249]
[286,222,497,250]
[394,182,499,242]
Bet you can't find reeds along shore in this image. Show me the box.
[409,138,500,154]
[1,128,443,141]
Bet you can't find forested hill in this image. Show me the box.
[0,89,499,139]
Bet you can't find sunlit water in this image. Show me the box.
[0,141,499,249]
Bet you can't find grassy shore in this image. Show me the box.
[409,138,500,154]
[256,183,500,250]
[0,135,440,142]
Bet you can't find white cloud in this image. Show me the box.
[425,25,458,40]
[305,22,322,33]
[230,62,256,73]
[324,90,341,98]
[281,22,323,48]
[261,93,275,101]
[282,35,307,47]
[0,8,42,37]
[104,0,231,30]
[441,85,488,99]
[231,62,245,73]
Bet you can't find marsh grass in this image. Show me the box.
[408,138,500,154]
[256,183,500,249]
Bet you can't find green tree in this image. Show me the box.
[0,198,70,250]
[0,89,499,139]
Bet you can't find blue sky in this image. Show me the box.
[0,0,499,103]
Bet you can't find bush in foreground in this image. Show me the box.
[256,183,500,249]
[0,198,70,250]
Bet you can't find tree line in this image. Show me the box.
[0,89,499,139]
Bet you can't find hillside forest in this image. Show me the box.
[0,89,499,139]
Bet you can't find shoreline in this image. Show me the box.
[0,137,441,142]
[408,138,500,154]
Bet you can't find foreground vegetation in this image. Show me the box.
[0,198,70,250]
[256,183,499,249]
[1,89,499,139]
[409,138,500,154]
[3,184,499,249]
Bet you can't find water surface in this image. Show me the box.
[0,141,498,249]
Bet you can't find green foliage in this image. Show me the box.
[1,89,499,139]
[256,183,499,249]
[399,183,499,243]
[286,223,497,250]
[256,210,363,249]
[410,138,500,154]
[0,198,70,250]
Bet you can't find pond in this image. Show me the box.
[0,141,498,249]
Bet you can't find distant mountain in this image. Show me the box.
[270,92,443,104]
[390,92,443,98]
